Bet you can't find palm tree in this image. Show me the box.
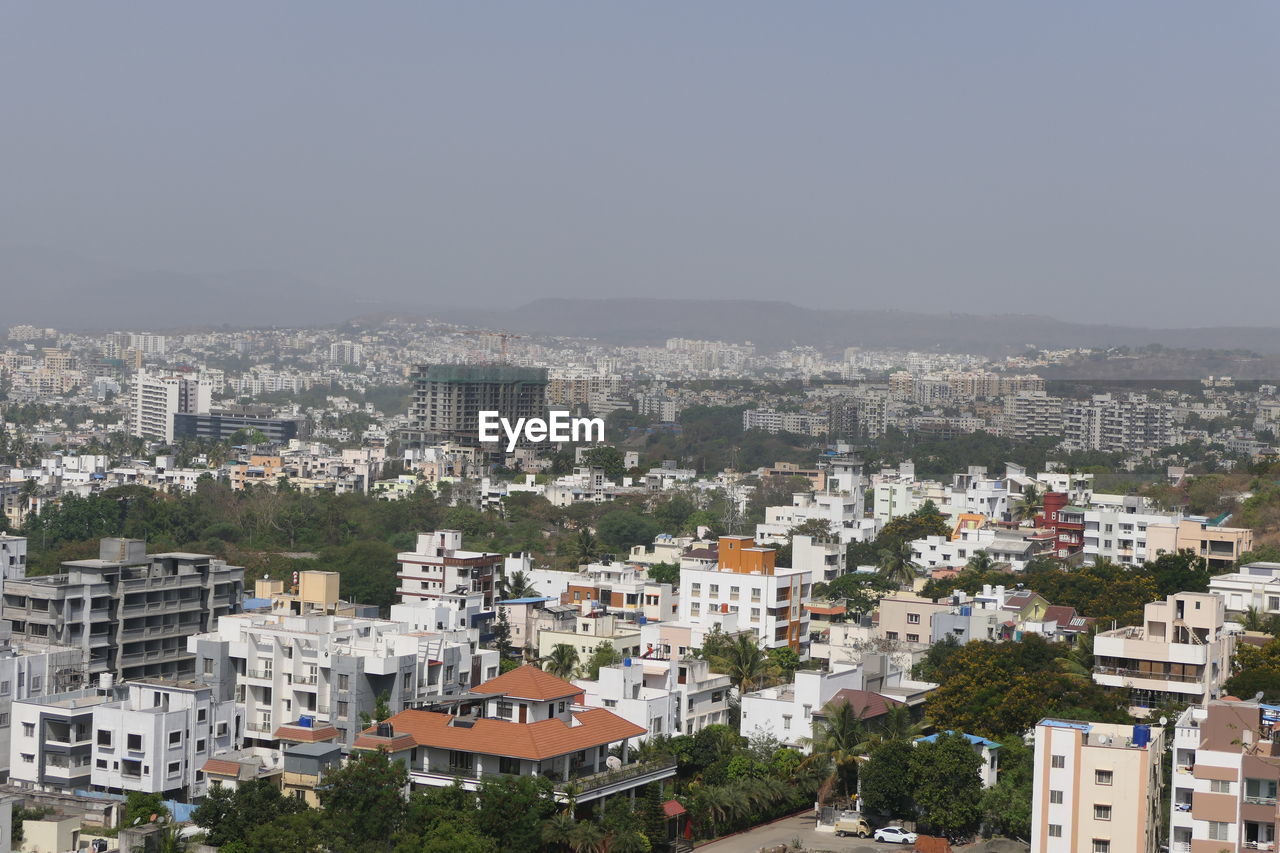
[542,813,578,852]
[565,529,600,566]
[1015,485,1043,525]
[866,703,926,747]
[1240,606,1279,634]
[543,644,580,680]
[709,633,776,694]
[693,785,734,838]
[568,820,607,853]
[500,569,539,600]
[965,550,994,573]
[609,830,651,853]
[801,698,867,806]
[877,540,919,590]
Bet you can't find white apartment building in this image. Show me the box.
[89,679,240,799]
[1062,393,1175,455]
[0,624,87,782]
[575,659,676,745]
[0,534,27,586]
[755,492,875,546]
[397,530,504,610]
[790,535,845,583]
[742,409,828,437]
[1031,718,1165,853]
[739,664,866,751]
[189,603,496,750]
[1092,592,1235,714]
[1083,501,1177,566]
[129,371,212,442]
[678,536,812,658]
[558,559,679,623]
[1209,561,1280,617]
[536,613,642,661]
[911,526,1052,572]
[8,679,239,801]
[1004,391,1064,441]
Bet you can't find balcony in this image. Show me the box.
[1245,795,1277,807]
[1092,665,1202,684]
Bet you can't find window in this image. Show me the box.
[1208,821,1230,841]
[96,758,108,769]
[782,715,791,730]
[1094,769,1112,785]
[1270,596,1280,612]
[1051,754,1066,769]
[338,700,349,718]
[906,634,919,643]
[1048,825,1062,837]
[907,613,921,625]
[30,675,41,692]
[712,691,724,703]
[691,584,701,596]
[0,713,7,727]
[603,699,617,708]
[22,722,34,737]
[885,631,898,641]
[1092,841,1109,853]
[1094,804,1111,821]
[196,739,206,753]
[168,761,180,775]
[21,754,33,764]
[0,681,9,696]
[499,756,520,774]
[197,708,207,723]
[127,733,143,751]
[1210,779,1232,793]
[203,658,214,675]
[1049,790,1063,804]
[1246,777,1277,803]
[338,674,349,691]
[169,731,182,746]
[709,585,719,596]
[448,750,473,771]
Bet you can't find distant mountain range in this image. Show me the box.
[5,246,1280,355]
[435,297,1280,356]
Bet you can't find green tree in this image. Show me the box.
[122,792,169,828]
[1226,637,1280,702]
[877,539,919,590]
[498,570,539,600]
[647,561,680,587]
[858,739,914,818]
[319,748,409,852]
[582,446,627,481]
[910,731,984,838]
[240,811,326,853]
[708,633,777,694]
[474,775,557,851]
[565,529,600,566]
[766,647,801,681]
[801,698,866,804]
[543,645,581,680]
[417,823,500,853]
[192,779,304,848]
[982,735,1034,840]
[596,509,661,553]
[583,642,623,679]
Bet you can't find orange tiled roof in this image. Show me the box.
[275,724,341,743]
[202,758,245,777]
[353,707,645,760]
[472,664,583,702]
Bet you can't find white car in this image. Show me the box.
[873,826,918,844]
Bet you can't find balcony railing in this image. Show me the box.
[558,757,677,795]
[1244,842,1276,851]
[1245,795,1277,806]
[1092,665,1202,684]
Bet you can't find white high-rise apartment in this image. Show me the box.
[129,371,212,442]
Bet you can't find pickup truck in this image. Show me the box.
[833,815,872,837]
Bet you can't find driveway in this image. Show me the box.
[695,812,910,852]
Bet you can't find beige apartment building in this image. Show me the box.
[874,594,954,646]
[1031,718,1165,853]
[1092,592,1234,714]
[1170,699,1280,853]
[1148,519,1254,572]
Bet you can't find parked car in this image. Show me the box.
[873,826,918,844]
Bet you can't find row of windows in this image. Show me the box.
[1044,829,1111,853]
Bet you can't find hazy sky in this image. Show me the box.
[3,2,1278,326]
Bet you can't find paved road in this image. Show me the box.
[695,812,906,852]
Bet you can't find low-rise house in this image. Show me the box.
[353,666,675,804]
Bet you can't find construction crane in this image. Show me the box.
[458,329,523,364]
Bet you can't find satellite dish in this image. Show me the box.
[1096,735,1110,745]
[606,756,622,770]
[1257,691,1267,702]
[1159,716,1169,727]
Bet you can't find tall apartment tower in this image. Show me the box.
[129,371,212,442]
[1031,718,1165,853]
[0,538,244,683]
[400,364,548,456]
